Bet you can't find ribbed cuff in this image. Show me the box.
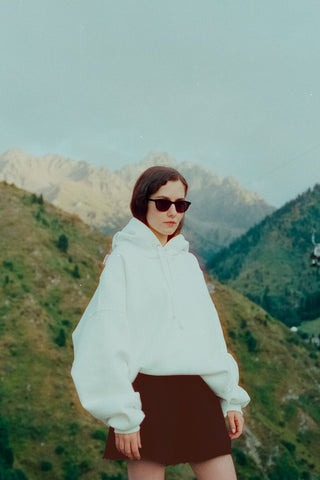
[220,400,243,418]
[114,425,140,434]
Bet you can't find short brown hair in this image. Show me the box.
[130,166,189,237]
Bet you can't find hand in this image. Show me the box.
[115,430,142,460]
[226,410,244,440]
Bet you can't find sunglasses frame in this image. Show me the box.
[148,198,191,213]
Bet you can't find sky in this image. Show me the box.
[1,0,320,207]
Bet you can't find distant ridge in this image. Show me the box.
[0,149,275,262]
[210,184,320,326]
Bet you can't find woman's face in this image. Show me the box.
[146,180,186,245]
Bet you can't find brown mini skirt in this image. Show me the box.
[103,372,231,466]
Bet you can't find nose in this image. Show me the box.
[167,203,177,216]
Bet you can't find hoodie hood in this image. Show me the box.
[112,217,189,256]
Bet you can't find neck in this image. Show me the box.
[148,226,167,246]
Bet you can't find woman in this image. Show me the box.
[71,166,250,480]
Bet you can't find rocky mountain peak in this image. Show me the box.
[0,149,275,262]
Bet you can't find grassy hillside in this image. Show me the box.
[300,318,320,338]
[209,184,320,327]
[211,281,320,480]
[0,182,116,480]
[1,182,320,480]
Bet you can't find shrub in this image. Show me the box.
[247,335,257,352]
[245,330,258,352]
[34,206,48,225]
[233,447,247,466]
[301,471,311,479]
[91,430,107,442]
[268,450,300,479]
[228,329,236,339]
[54,329,66,347]
[298,331,309,340]
[283,402,297,422]
[3,261,14,271]
[282,440,296,455]
[0,419,29,479]
[55,445,65,454]
[100,473,123,480]
[79,460,92,473]
[0,418,14,469]
[286,335,299,346]
[31,193,44,205]
[11,469,29,480]
[40,461,52,471]
[57,234,69,253]
[22,284,30,293]
[241,318,247,329]
[64,464,80,480]
[69,422,80,436]
[72,265,80,279]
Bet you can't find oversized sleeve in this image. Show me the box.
[200,301,251,416]
[71,252,145,434]
[194,264,250,416]
[202,351,250,417]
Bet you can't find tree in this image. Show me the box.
[55,328,66,347]
[72,265,80,279]
[57,234,69,253]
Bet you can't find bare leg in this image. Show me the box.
[127,459,165,480]
[190,454,237,480]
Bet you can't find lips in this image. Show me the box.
[164,222,176,226]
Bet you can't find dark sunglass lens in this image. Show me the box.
[155,199,172,211]
[175,201,190,213]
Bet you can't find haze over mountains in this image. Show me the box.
[0,149,274,261]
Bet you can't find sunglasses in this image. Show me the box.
[148,198,191,213]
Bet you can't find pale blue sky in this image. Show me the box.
[1,0,319,206]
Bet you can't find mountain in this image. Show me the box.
[209,184,320,327]
[1,182,319,480]
[0,149,275,262]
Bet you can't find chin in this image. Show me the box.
[168,227,179,236]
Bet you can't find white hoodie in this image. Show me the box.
[71,218,250,434]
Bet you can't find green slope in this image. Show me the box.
[211,281,320,480]
[210,184,320,327]
[0,182,319,480]
[0,182,116,480]
[300,317,320,335]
